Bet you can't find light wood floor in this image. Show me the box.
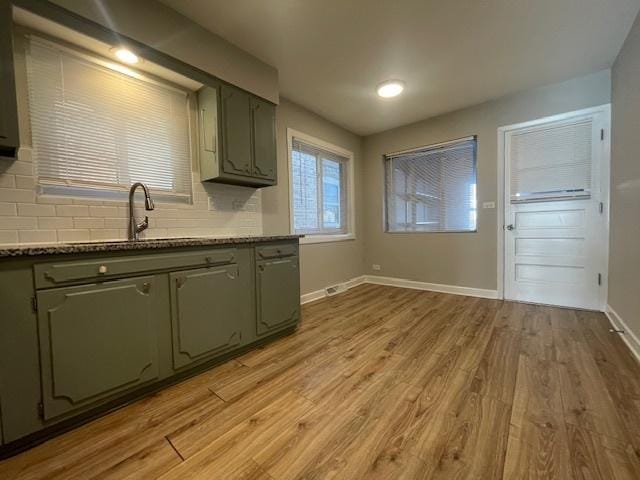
[1,284,640,479]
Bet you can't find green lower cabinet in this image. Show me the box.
[36,276,159,420]
[169,264,250,369]
[256,256,300,336]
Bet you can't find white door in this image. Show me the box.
[502,106,610,311]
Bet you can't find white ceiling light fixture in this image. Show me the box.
[376,80,404,98]
[113,47,139,65]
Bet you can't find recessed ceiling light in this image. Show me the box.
[113,47,139,65]
[377,80,404,98]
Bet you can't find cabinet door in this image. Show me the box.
[0,0,19,155]
[37,277,159,420]
[220,84,252,177]
[256,257,300,336]
[170,265,245,369]
[251,97,277,182]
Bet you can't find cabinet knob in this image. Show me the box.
[98,265,108,274]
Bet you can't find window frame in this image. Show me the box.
[287,128,356,244]
[383,136,478,234]
[23,32,195,204]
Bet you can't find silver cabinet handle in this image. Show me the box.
[506,224,515,231]
[98,265,108,274]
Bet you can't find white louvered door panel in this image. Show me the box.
[503,107,610,310]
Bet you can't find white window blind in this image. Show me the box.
[26,36,192,200]
[291,138,349,235]
[509,118,593,203]
[385,137,477,233]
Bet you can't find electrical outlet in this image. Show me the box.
[482,201,496,209]
[372,264,381,271]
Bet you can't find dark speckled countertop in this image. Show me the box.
[0,235,303,258]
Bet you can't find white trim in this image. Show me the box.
[300,275,367,304]
[364,275,499,299]
[496,104,611,308]
[300,233,356,245]
[300,274,497,305]
[605,305,640,364]
[287,128,356,241]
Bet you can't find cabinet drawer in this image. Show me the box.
[35,248,237,289]
[256,243,298,260]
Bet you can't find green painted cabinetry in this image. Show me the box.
[0,0,19,157]
[0,239,299,454]
[256,249,300,336]
[199,83,277,187]
[169,262,252,369]
[36,276,160,420]
[251,96,277,182]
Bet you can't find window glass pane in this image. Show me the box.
[291,138,350,235]
[292,150,318,231]
[385,138,477,233]
[322,158,342,229]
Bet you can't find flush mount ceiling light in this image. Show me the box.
[113,47,139,64]
[376,80,404,98]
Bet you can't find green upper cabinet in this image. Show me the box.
[220,84,253,178]
[36,276,160,420]
[0,0,19,157]
[199,83,277,187]
[251,96,277,182]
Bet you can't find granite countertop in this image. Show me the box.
[0,235,304,258]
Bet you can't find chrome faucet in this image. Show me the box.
[128,182,155,241]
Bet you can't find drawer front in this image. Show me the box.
[255,242,298,260]
[34,248,237,289]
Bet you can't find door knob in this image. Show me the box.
[506,224,515,231]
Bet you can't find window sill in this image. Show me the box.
[299,233,356,245]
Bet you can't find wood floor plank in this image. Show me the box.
[2,285,639,479]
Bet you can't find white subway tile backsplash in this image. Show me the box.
[0,231,19,244]
[56,205,90,217]
[0,203,17,216]
[0,160,33,176]
[17,203,56,217]
[0,163,262,246]
[0,175,15,188]
[15,176,35,190]
[89,229,120,241]
[73,217,105,229]
[0,188,36,203]
[38,217,74,229]
[89,206,119,217]
[103,217,128,229]
[0,217,38,230]
[18,230,57,244]
[57,229,90,242]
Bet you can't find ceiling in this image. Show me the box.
[160,0,640,136]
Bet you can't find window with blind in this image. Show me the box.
[25,36,193,201]
[509,118,593,203]
[385,137,477,233]
[290,134,351,236]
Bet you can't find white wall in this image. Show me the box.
[609,11,640,351]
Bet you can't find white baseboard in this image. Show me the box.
[301,274,498,305]
[363,275,499,299]
[300,275,367,305]
[605,304,640,364]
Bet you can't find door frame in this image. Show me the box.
[496,104,611,308]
